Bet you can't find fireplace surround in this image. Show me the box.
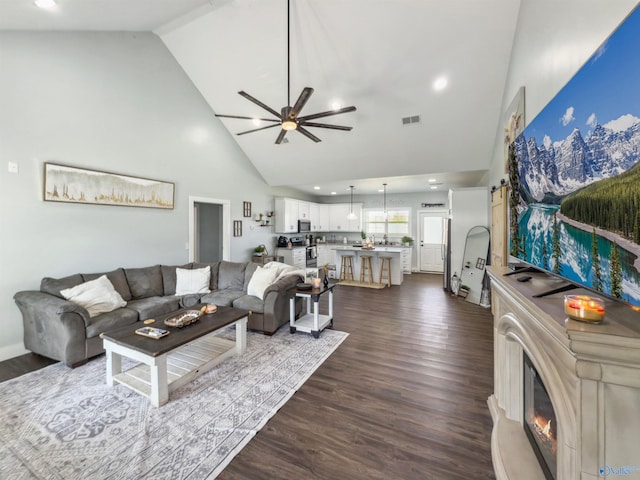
[487,267,640,480]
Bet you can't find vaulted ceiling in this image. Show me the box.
[0,0,521,195]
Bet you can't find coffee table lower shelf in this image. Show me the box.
[104,316,247,407]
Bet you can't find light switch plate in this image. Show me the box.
[8,162,18,173]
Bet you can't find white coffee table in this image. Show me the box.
[100,306,248,407]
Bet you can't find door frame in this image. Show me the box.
[417,209,448,272]
[188,196,231,262]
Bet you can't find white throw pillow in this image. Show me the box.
[60,275,127,318]
[247,266,280,300]
[175,266,211,296]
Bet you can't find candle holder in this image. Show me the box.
[564,295,605,323]
[311,277,322,289]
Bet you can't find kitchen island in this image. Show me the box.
[331,246,403,285]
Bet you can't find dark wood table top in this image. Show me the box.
[100,306,250,357]
[289,281,338,297]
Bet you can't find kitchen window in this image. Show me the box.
[363,208,411,236]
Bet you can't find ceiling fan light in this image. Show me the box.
[282,120,297,131]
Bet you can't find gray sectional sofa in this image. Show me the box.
[14,261,302,368]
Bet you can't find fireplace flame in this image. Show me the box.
[533,415,557,454]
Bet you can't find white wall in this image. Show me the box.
[488,0,639,187]
[0,32,296,360]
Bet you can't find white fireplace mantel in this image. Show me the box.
[487,267,640,480]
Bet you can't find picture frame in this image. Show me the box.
[43,163,174,209]
[233,220,242,237]
[243,201,252,217]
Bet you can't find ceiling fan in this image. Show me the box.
[214,0,356,144]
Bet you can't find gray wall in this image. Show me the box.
[0,31,295,359]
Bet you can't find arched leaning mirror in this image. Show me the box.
[458,226,490,305]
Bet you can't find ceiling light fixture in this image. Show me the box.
[313,186,321,190]
[281,119,297,131]
[347,186,357,220]
[433,76,448,92]
[34,0,57,9]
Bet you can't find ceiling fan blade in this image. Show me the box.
[215,114,280,122]
[238,91,282,118]
[298,105,357,122]
[289,87,314,119]
[296,126,321,143]
[275,129,288,144]
[300,121,353,131]
[236,123,281,136]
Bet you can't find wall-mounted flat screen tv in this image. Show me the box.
[509,4,640,307]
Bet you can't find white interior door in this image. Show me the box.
[419,211,446,273]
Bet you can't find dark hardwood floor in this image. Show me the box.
[0,273,496,479]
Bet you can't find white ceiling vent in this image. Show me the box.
[401,115,421,126]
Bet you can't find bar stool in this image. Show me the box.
[339,255,355,281]
[359,255,374,284]
[379,256,392,287]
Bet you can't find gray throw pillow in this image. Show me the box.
[217,261,247,291]
[124,265,164,299]
[40,273,84,298]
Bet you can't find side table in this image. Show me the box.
[289,283,336,338]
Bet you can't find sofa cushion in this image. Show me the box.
[85,307,139,338]
[60,275,127,318]
[192,262,220,290]
[124,265,164,299]
[217,261,247,291]
[200,289,245,307]
[232,294,265,314]
[161,263,193,296]
[82,268,132,301]
[247,266,280,300]
[126,296,181,320]
[40,274,84,299]
[175,266,211,295]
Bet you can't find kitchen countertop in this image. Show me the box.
[330,246,403,253]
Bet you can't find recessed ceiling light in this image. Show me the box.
[331,191,337,195]
[433,76,448,92]
[313,186,320,190]
[377,189,384,193]
[34,0,57,9]
[430,185,438,190]
[428,178,437,183]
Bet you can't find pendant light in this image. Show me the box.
[383,183,388,220]
[347,186,357,220]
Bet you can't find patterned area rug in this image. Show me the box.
[0,327,347,479]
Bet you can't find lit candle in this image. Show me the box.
[564,295,605,323]
[312,277,322,289]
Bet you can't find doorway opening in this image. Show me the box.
[418,210,448,273]
[189,196,231,263]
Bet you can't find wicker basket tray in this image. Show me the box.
[164,310,202,328]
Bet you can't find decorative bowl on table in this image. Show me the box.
[297,283,312,291]
[564,295,605,323]
[164,310,202,328]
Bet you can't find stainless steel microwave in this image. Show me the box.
[298,220,311,233]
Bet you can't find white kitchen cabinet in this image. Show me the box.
[329,203,363,232]
[317,204,329,231]
[298,201,310,220]
[277,247,306,268]
[275,197,299,233]
[316,244,335,267]
[401,247,412,274]
[309,203,320,231]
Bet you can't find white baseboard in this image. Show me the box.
[0,343,29,362]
